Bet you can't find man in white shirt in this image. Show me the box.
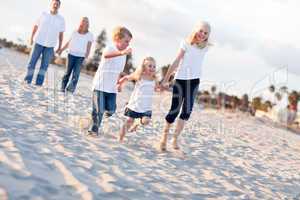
[24,0,65,86]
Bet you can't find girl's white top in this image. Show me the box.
[127,79,155,113]
[174,40,208,80]
[92,45,127,93]
[69,30,94,57]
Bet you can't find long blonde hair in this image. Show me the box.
[132,57,157,81]
[187,21,211,49]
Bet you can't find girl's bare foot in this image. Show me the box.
[128,123,138,132]
[172,137,180,150]
[159,141,167,151]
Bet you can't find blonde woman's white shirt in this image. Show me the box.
[127,79,155,113]
[174,40,208,80]
[92,45,126,93]
[34,11,65,48]
[68,31,94,57]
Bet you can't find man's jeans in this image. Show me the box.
[24,43,54,86]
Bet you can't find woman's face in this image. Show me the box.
[79,18,89,32]
[195,25,210,43]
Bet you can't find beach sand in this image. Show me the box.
[0,48,300,199]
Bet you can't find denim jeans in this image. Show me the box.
[61,54,84,93]
[89,90,117,133]
[24,43,54,86]
[165,79,200,123]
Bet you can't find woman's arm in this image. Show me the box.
[57,40,70,55]
[85,41,92,58]
[161,49,185,89]
[163,49,185,82]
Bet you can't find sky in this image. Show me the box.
[0,0,299,96]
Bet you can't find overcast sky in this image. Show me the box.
[0,0,299,96]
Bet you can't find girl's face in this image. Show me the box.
[79,18,89,32]
[195,25,210,43]
[115,34,131,51]
[143,59,156,76]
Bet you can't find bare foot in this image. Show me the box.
[172,138,180,150]
[159,141,167,151]
[128,124,138,132]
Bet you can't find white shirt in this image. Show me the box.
[127,79,155,113]
[92,45,126,93]
[34,11,65,48]
[174,40,208,80]
[68,31,94,57]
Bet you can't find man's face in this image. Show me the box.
[51,0,60,11]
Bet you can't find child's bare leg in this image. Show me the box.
[141,117,151,126]
[172,119,185,150]
[128,122,139,132]
[119,117,134,142]
[160,121,171,151]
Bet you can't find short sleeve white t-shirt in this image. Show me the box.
[34,11,65,48]
[127,79,155,113]
[68,31,94,57]
[92,45,127,93]
[174,40,208,80]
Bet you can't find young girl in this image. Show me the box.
[88,26,132,136]
[58,17,93,93]
[117,57,159,142]
[159,21,211,151]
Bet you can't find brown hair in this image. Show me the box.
[112,26,132,41]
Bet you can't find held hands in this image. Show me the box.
[56,48,63,56]
[160,80,170,91]
[116,75,129,92]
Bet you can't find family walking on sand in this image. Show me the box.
[23,0,211,151]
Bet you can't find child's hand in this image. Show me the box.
[121,48,132,56]
[117,83,122,92]
[56,49,62,55]
[160,80,169,91]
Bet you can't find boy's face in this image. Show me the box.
[51,0,60,11]
[116,34,132,51]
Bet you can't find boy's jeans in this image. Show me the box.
[89,90,117,133]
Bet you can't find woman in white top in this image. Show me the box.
[117,57,160,142]
[159,21,211,151]
[58,17,93,93]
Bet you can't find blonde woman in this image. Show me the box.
[160,21,211,151]
[117,57,160,142]
[58,17,93,93]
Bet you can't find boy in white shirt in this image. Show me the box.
[24,0,65,86]
[88,26,132,135]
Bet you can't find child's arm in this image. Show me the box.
[57,40,70,55]
[104,48,132,59]
[85,41,92,59]
[117,72,139,92]
[161,49,185,88]
[154,81,161,92]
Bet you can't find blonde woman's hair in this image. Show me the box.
[132,56,157,81]
[79,17,89,33]
[187,21,211,49]
[112,26,133,41]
